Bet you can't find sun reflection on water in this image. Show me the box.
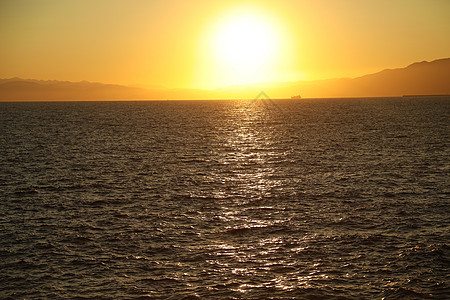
[196,99,321,293]
[217,100,287,200]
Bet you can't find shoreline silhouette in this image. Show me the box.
[1,58,449,101]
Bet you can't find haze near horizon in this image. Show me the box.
[1,0,449,91]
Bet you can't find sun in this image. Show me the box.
[213,13,278,70]
[197,6,287,88]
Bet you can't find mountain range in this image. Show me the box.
[1,58,449,101]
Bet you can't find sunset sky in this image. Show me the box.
[1,0,449,89]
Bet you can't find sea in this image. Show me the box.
[0,97,449,299]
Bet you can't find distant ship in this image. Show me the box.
[291,95,302,99]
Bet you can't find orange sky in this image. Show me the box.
[1,0,449,89]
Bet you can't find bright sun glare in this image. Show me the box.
[214,14,278,70]
[200,7,286,88]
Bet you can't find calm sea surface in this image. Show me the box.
[0,97,449,299]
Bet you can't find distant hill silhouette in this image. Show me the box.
[316,58,450,97]
[0,78,215,100]
[1,58,449,100]
[219,58,450,98]
[0,79,146,100]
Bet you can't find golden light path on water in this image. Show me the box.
[192,99,320,294]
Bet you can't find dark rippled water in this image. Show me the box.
[1,97,449,299]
